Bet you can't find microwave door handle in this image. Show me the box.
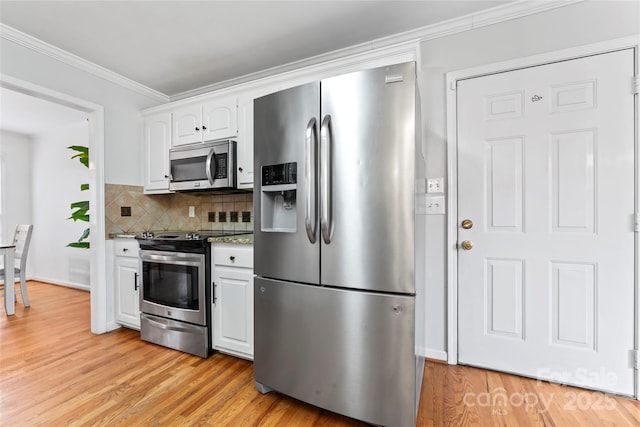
[205,148,216,185]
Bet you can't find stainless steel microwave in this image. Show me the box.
[169,140,236,192]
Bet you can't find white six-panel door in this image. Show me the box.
[457,49,635,396]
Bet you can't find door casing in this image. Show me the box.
[445,35,640,399]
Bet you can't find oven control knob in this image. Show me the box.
[193,233,200,240]
[186,233,193,239]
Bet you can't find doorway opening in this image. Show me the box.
[0,75,108,334]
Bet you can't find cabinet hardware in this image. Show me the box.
[230,256,235,262]
[238,167,243,172]
[123,248,128,252]
[202,125,207,130]
[134,272,138,291]
[195,127,200,131]
[212,281,216,303]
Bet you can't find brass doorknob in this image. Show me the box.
[461,219,473,229]
[460,240,473,250]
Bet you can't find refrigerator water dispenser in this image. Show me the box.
[261,162,297,232]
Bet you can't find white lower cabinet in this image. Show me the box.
[114,239,141,330]
[211,244,254,360]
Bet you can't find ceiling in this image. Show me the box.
[0,87,88,136]
[0,0,512,97]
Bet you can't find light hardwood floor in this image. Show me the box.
[1,281,639,426]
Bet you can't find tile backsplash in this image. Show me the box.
[105,184,253,238]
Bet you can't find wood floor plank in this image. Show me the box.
[2,281,639,426]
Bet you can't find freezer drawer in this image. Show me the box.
[254,277,417,427]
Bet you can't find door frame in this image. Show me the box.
[0,74,109,334]
[445,35,640,398]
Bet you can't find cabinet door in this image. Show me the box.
[236,94,254,188]
[173,104,202,146]
[212,267,254,359]
[114,257,140,329]
[143,112,171,193]
[202,96,237,141]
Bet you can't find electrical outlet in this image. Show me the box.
[427,177,444,194]
[188,206,195,217]
[425,196,445,214]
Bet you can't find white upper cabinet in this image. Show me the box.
[236,87,277,189]
[236,92,255,189]
[172,104,201,146]
[143,112,171,194]
[203,98,237,142]
[172,96,237,147]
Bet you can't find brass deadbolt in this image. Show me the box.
[461,219,473,229]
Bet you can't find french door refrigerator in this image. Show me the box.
[253,61,424,427]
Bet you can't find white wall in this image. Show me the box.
[30,122,91,289]
[0,130,32,243]
[417,0,640,357]
[0,38,163,185]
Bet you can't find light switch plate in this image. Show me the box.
[188,206,195,217]
[427,177,444,194]
[426,196,445,214]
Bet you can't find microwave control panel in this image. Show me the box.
[214,153,228,179]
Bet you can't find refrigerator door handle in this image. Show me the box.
[320,114,333,244]
[305,118,318,243]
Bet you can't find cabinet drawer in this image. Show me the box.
[114,239,139,257]
[213,245,253,268]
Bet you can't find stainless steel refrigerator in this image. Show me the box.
[253,61,424,427]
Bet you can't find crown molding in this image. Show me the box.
[0,23,169,103]
[170,0,583,101]
[1,0,582,103]
[382,0,584,43]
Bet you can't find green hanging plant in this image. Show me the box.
[67,145,90,249]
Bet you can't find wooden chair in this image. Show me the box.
[0,224,34,307]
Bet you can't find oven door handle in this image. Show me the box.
[140,253,203,266]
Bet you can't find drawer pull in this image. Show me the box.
[230,256,236,262]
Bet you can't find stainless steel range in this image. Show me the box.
[135,230,247,358]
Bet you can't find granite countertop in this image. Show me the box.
[208,234,253,245]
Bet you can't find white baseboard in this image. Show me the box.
[30,276,90,292]
[416,347,447,362]
[417,346,448,362]
[106,321,121,332]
